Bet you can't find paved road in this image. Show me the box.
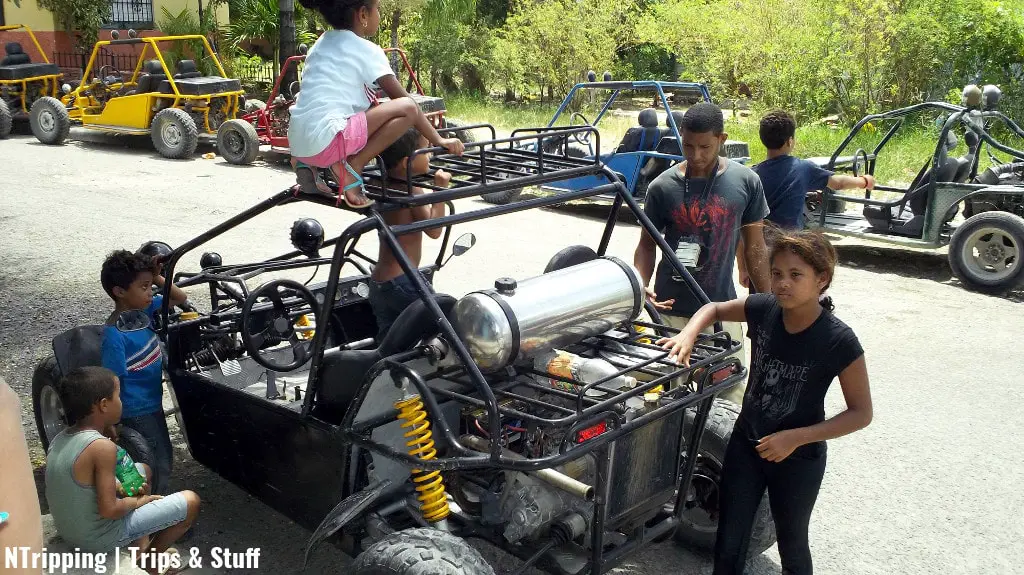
[1,127,1022,574]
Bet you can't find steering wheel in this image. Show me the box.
[851,148,869,177]
[569,112,593,146]
[241,279,320,372]
[97,65,122,87]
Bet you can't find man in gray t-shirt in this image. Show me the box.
[633,103,770,404]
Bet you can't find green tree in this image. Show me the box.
[225,0,317,78]
[498,0,630,101]
[35,0,111,50]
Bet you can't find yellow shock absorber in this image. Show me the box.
[394,396,450,523]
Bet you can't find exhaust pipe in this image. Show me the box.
[460,435,595,501]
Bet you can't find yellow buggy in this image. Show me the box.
[30,32,260,164]
[0,25,63,139]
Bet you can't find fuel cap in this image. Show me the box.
[494,277,517,295]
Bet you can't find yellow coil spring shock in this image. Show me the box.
[394,396,450,523]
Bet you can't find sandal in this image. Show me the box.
[294,161,332,195]
[336,161,374,209]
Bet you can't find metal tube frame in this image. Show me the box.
[155,126,744,574]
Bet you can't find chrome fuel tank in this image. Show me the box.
[452,257,643,372]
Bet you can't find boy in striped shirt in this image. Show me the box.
[100,250,187,495]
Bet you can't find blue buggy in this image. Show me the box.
[481,79,751,205]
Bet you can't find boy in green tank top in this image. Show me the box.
[44,366,200,574]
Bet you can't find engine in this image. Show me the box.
[456,394,599,546]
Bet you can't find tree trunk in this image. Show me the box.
[279,0,297,89]
[389,8,401,73]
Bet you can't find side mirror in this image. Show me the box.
[452,233,476,256]
[61,83,72,94]
[441,233,476,268]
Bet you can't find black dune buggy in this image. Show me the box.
[804,85,1024,293]
[32,123,775,574]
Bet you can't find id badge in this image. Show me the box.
[675,242,701,268]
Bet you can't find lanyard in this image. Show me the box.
[683,157,720,207]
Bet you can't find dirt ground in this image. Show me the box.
[1,126,1023,574]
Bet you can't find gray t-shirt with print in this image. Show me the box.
[644,159,769,317]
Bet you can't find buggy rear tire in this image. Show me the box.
[30,96,70,145]
[32,355,66,452]
[0,99,12,139]
[675,399,776,557]
[351,528,494,575]
[217,119,260,165]
[948,211,1024,293]
[151,108,199,160]
[443,117,476,145]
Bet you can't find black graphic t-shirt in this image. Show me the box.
[644,159,769,317]
[737,294,864,458]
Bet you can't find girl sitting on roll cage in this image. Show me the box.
[658,228,873,575]
[288,0,464,208]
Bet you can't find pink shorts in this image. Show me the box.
[294,111,368,168]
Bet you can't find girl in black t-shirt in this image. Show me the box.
[658,229,872,575]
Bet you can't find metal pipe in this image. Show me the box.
[460,435,595,501]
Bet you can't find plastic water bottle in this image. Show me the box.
[534,350,637,396]
[115,447,146,496]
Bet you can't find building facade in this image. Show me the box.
[1,0,229,60]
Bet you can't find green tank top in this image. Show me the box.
[44,429,127,551]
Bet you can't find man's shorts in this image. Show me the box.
[114,492,189,546]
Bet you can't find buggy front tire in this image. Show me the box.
[151,108,199,160]
[0,99,12,139]
[30,96,70,145]
[217,119,260,165]
[948,211,1024,293]
[675,399,777,557]
[32,355,66,452]
[351,528,494,575]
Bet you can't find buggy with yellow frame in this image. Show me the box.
[0,24,63,139]
[30,31,260,164]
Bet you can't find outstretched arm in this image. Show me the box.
[828,174,874,191]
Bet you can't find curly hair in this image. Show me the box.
[759,109,797,150]
[100,249,152,299]
[680,102,724,135]
[769,228,839,310]
[298,0,375,30]
[60,366,118,425]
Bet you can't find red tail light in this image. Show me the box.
[576,421,607,443]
